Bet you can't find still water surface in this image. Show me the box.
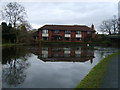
[2,45,118,88]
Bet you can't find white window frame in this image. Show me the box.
[42,33,48,37]
[76,34,81,38]
[76,31,81,34]
[65,34,70,37]
[65,31,71,34]
[42,30,48,34]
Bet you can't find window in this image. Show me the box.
[65,37,70,40]
[42,30,48,34]
[86,49,91,56]
[42,48,48,50]
[64,48,70,51]
[76,38,81,41]
[65,31,71,34]
[76,54,81,57]
[64,54,70,57]
[54,30,59,34]
[87,31,91,34]
[42,37,48,40]
[52,48,61,51]
[76,31,81,34]
[42,54,48,58]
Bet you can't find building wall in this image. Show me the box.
[38,30,42,40]
[48,48,52,57]
[59,30,65,40]
[48,30,52,40]
[71,31,76,41]
[70,48,75,57]
[82,32,86,39]
[38,29,95,42]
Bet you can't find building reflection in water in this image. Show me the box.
[37,47,95,63]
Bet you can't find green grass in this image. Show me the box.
[39,40,118,47]
[39,41,89,46]
[75,51,120,88]
[0,43,25,47]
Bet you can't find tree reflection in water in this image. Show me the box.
[2,46,31,87]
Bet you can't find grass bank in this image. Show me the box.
[0,43,25,47]
[38,41,90,46]
[37,40,119,47]
[75,51,120,88]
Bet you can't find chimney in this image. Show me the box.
[91,24,94,31]
[91,24,95,38]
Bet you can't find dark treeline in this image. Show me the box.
[91,34,120,47]
[1,22,34,44]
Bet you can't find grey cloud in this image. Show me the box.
[19,2,118,30]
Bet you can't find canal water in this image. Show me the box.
[2,45,118,88]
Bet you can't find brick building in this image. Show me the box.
[36,24,95,42]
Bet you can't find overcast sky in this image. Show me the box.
[1,0,119,32]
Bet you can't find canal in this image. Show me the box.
[2,45,118,88]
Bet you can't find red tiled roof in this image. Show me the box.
[38,25,92,31]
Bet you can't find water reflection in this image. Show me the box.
[7,45,120,88]
[2,46,95,88]
[2,46,31,87]
[37,47,95,63]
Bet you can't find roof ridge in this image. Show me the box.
[44,24,87,26]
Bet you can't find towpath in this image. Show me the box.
[101,54,120,88]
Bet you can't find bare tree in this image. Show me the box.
[99,19,113,35]
[118,2,120,34]
[111,15,118,34]
[21,20,32,30]
[17,20,32,31]
[2,2,27,28]
[118,17,120,34]
[99,15,118,35]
